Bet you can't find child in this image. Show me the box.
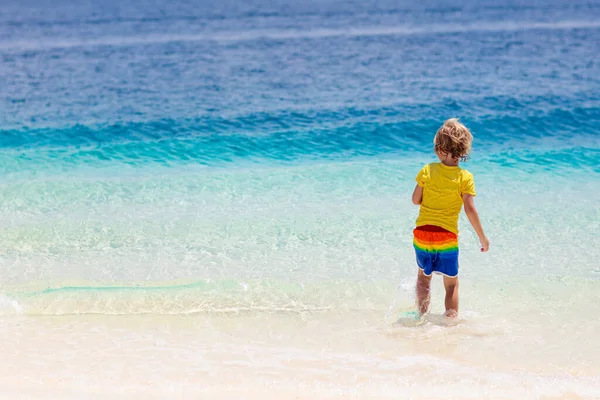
[411,118,489,318]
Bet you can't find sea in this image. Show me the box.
[0,0,599,398]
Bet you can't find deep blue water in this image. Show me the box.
[1,0,599,173]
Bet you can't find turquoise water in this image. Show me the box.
[0,0,599,397]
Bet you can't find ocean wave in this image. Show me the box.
[0,107,598,174]
[0,279,389,316]
[1,20,599,52]
[3,104,598,147]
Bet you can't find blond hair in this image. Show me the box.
[433,118,473,161]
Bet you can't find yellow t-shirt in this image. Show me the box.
[415,163,476,234]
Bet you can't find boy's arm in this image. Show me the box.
[412,184,423,205]
[462,194,490,252]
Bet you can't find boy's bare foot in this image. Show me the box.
[444,309,458,318]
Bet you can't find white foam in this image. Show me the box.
[0,294,23,315]
[1,19,599,52]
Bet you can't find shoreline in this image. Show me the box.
[1,313,598,399]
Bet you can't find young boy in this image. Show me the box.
[411,118,489,318]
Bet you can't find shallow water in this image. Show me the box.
[0,0,599,398]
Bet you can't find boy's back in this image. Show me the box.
[415,162,476,234]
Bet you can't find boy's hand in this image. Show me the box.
[479,236,490,252]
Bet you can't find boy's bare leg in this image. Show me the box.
[443,275,459,317]
[416,269,432,315]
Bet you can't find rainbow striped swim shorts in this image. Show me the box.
[413,225,459,277]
